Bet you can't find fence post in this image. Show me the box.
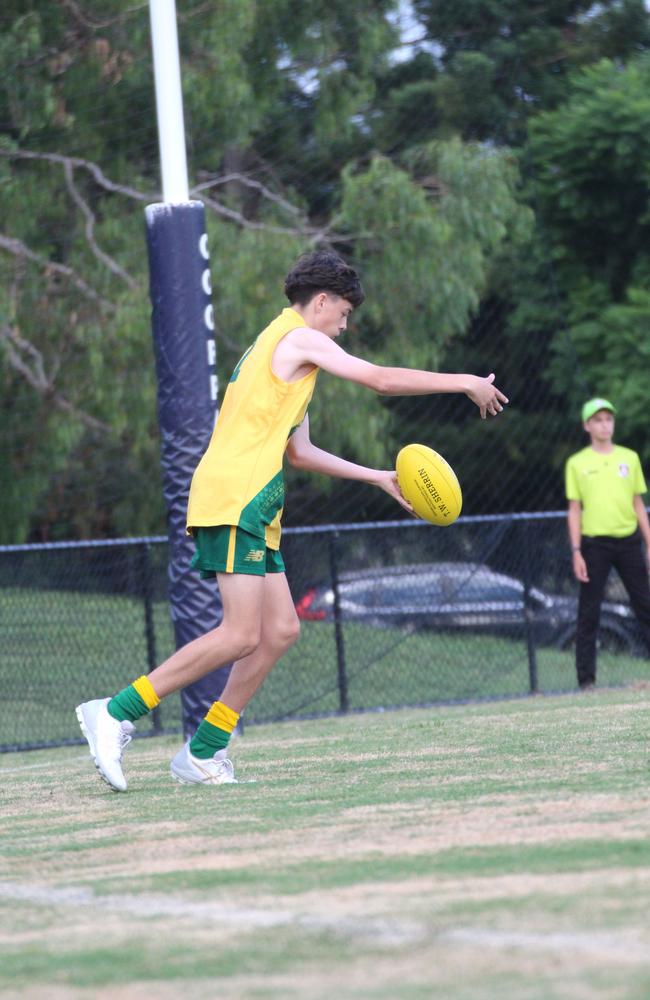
[139,541,161,733]
[520,520,539,694]
[328,530,349,713]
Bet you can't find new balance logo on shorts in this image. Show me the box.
[244,549,265,563]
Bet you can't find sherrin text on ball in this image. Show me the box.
[395,443,462,526]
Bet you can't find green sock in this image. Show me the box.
[107,686,149,723]
[188,701,239,759]
[189,719,231,759]
[107,675,160,722]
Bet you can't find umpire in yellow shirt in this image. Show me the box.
[565,398,650,689]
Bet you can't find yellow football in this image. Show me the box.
[395,443,462,526]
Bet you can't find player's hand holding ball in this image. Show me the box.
[373,470,415,515]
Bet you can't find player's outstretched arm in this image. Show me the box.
[285,417,414,514]
[280,328,508,418]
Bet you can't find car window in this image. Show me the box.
[472,580,523,601]
[379,576,443,606]
[341,573,443,609]
[339,565,539,609]
[440,571,524,603]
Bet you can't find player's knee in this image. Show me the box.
[218,621,261,659]
[238,627,262,659]
[272,615,300,652]
[285,615,301,648]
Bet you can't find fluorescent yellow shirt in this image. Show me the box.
[187,308,318,549]
[565,445,646,538]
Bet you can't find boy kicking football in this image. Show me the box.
[76,250,508,790]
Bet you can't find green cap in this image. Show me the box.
[581,398,616,423]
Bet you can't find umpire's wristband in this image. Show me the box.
[571,545,581,552]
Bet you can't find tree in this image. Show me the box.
[0,0,402,540]
[525,55,650,419]
[409,0,650,142]
[0,0,526,539]
[527,56,650,299]
[3,0,649,540]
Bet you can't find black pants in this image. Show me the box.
[576,531,650,687]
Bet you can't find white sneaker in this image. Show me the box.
[170,742,237,785]
[75,698,134,792]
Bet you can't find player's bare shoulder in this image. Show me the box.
[272,326,322,382]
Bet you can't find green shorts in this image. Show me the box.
[190,526,285,578]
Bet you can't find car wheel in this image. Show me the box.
[597,626,637,655]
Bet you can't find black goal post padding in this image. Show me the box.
[145,200,231,737]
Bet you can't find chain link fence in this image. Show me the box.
[2,513,648,752]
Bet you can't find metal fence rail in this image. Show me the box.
[1,513,648,752]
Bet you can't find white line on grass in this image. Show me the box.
[0,881,423,945]
[0,755,88,774]
[441,927,650,963]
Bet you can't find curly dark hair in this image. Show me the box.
[284,250,364,308]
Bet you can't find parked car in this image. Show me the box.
[295,561,644,653]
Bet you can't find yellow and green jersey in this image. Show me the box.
[565,444,647,537]
[187,307,317,549]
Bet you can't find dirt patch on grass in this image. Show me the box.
[4,776,648,885]
[92,791,650,874]
[269,865,650,915]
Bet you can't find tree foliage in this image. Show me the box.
[1,0,650,540]
[519,54,650,473]
[411,0,650,141]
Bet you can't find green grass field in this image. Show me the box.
[2,688,649,999]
